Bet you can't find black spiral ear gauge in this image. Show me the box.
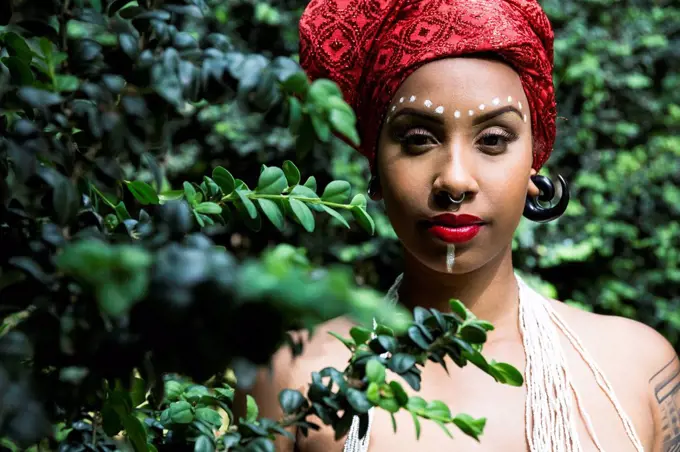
[523,174,570,223]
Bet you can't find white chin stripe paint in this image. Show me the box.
[446,244,455,273]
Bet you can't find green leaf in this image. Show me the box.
[3,57,34,85]
[212,167,235,195]
[389,381,409,407]
[489,362,524,387]
[308,79,343,105]
[449,299,468,321]
[378,397,400,413]
[406,396,427,413]
[366,382,380,404]
[159,190,184,203]
[410,412,422,439]
[452,414,486,441]
[303,176,317,191]
[290,184,319,199]
[282,72,309,95]
[53,176,80,226]
[121,415,148,452]
[101,402,122,436]
[195,202,222,215]
[329,108,360,146]
[246,395,259,422]
[169,401,194,424]
[236,191,258,219]
[321,180,351,203]
[310,110,331,142]
[425,400,451,422]
[328,331,355,351]
[352,207,375,235]
[164,380,183,401]
[349,326,372,345]
[130,377,146,407]
[126,180,159,205]
[17,87,62,107]
[434,420,453,438]
[320,205,350,229]
[460,324,487,344]
[257,167,287,194]
[282,160,301,186]
[183,181,197,205]
[350,193,367,208]
[279,389,306,414]
[288,198,315,232]
[195,407,223,428]
[345,388,372,414]
[389,353,416,374]
[194,435,215,452]
[257,199,285,231]
[4,32,32,63]
[288,97,303,134]
[55,75,79,92]
[366,359,386,384]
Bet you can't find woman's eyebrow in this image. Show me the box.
[388,108,444,124]
[472,105,523,125]
[388,105,524,125]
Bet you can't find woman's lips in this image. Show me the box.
[427,224,483,243]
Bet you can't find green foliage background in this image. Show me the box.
[220,0,680,345]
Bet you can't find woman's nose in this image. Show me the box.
[431,143,480,202]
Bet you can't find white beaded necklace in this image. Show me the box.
[343,273,644,452]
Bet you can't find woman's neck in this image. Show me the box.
[398,246,520,336]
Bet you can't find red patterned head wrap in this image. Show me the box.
[299,0,557,172]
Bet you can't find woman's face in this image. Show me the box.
[374,57,539,274]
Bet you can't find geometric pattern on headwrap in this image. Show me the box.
[299,0,557,172]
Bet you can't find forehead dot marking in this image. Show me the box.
[454,110,461,118]
[424,99,433,107]
[409,95,416,102]
[399,97,404,103]
[435,106,445,114]
[391,106,396,111]
[507,96,513,103]
[523,113,527,123]
[468,110,474,116]
[518,101,523,110]
[492,97,500,106]
[479,104,486,110]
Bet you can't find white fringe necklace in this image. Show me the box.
[343,274,644,452]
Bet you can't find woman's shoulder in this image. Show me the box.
[549,299,676,384]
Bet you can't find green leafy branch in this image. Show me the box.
[114,160,374,235]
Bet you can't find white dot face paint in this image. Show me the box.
[468,110,474,116]
[391,106,396,111]
[518,101,523,110]
[523,113,527,123]
[479,104,486,111]
[435,106,444,114]
[409,95,416,102]
[446,244,455,273]
[399,97,404,103]
[508,96,513,103]
[424,99,433,108]
[492,97,500,106]
[454,110,461,118]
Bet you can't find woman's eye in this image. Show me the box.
[477,130,517,152]
[398,128,437,150]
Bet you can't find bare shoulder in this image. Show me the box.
[549,300,677,381]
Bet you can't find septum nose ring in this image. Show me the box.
[446,192,466,205]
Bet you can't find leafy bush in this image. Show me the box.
[0,0,522,450]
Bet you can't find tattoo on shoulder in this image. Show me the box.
[651,356,680,452]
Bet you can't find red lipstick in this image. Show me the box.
[427,214,484,244]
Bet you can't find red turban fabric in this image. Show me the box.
[299,0,557,172]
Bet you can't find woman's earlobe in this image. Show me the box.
[367,175,383,201]
[523,174,570,223]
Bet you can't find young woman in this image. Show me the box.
[245,0,679,450]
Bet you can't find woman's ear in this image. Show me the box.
[368,175,383,201]
[527,169,540,198]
